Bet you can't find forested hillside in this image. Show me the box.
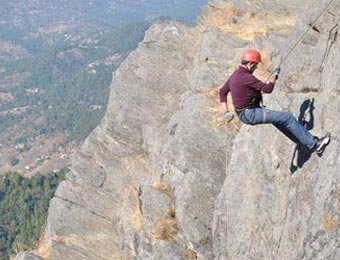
[0,170,67,259]
[0,21,151,175]
[0,0,207,175]
[1,21,150,140]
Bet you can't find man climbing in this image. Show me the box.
[219,49,330,154]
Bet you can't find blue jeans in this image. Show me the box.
[237,108,316,150]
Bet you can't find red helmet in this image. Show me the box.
[241,50,262,63]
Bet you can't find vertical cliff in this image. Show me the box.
[36,0,340,259]
[212,1,340,259]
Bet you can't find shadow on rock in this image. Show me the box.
[290,98,315,174]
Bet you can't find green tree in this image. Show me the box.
[0,170,67,259]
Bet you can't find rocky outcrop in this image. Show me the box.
[39,0,340,259]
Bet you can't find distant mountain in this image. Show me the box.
[0,0,206,41]
[0,0,206,60]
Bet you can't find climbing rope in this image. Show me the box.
[271,0,337,74]
[262,0,337,110]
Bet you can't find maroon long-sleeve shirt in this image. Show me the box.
[219,66,275,109]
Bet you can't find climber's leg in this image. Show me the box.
[238,108,316,150]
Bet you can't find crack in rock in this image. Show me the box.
[320,18,339,71]
[55,195,111,222]
[138,185,144,215]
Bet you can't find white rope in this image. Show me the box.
[270,0,337,76]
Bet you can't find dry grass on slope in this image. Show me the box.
[197,2,296,41]
[153,207,178,241]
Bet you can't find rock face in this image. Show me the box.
[15,252,42,260]
[41,0,340,259]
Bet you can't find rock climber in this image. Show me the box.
[219,49,330,154]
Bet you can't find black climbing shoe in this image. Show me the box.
[314,133,331,154]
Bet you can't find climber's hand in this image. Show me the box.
[272,67,281,80]
[223,110,234,122]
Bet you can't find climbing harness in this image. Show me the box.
[234,95,263,115]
